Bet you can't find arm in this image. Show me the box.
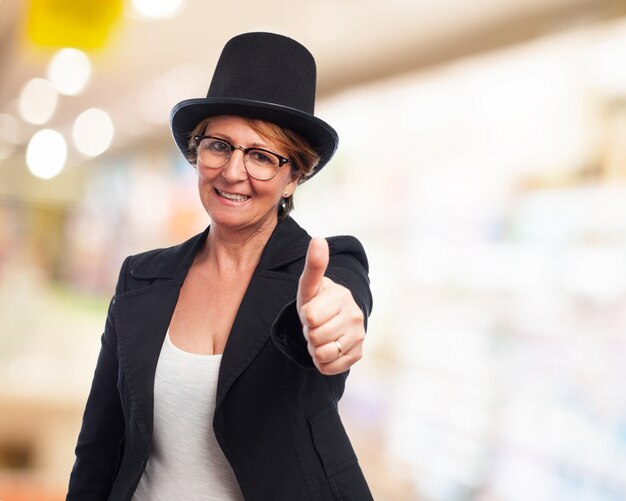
[67,258,130,500]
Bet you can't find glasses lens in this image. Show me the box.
[244,149,280,180]
[198,137,231,168]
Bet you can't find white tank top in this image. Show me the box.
[132,332,244,501]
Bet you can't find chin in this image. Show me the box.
[208,208,279,232]
[207,210,246,228]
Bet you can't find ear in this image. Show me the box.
[286,170,301,192]
[290,167,302,181]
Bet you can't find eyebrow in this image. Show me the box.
[204,132,271,151]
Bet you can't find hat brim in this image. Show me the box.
[170,98,338,179]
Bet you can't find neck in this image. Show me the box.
[199,217,280,273]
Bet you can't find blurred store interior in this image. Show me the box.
[2,0,626,500]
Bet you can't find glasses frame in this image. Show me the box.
[193,135,291,181]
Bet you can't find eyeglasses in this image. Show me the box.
[193,135,291,181]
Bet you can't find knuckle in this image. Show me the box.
[304,309,317,327]
[313,345,327,362]
[351,307,364,322]
[315,361,331,375]
[318,366,331,376]
[307,329,321,346]
[355,329,365,343]
[300,304,316,327]
[351,313,364,329]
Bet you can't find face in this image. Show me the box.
[195,115,300,233]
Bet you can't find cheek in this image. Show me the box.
[196,171,205,190]
[196,172,214,204]
[260,183,287,203]
[196,166,217,187]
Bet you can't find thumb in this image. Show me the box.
[298,237,329,308]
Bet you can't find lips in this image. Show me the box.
[215,188,250,202]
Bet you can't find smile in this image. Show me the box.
[215,188,251,202]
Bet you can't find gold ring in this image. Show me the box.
[334,339,343,358]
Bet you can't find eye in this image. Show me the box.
[249,150,273,164]
[202,138,231,154]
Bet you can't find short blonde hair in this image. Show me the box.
[187,117,321,219]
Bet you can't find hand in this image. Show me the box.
[296,237,366,375]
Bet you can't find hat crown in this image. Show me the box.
[207,32,317,114]
[170,32,338,176]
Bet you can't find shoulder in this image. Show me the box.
[269,218,369,276]
[267,217,367,264]
[327,235,369,272]
[114,228,208,293]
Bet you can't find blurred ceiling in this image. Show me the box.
[0,0,623,166]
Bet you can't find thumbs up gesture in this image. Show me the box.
[297,238,366,375]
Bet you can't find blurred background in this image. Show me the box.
[1,0,626,500]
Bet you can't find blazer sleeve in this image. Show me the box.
[271,235,373,371]
[324,235,373,330]
[67,257,130,500]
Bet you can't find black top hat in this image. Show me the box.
[170,32,338,178]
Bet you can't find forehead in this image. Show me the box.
[203,116,258,137]
[203,115,282,147]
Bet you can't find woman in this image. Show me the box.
[67,32,373,500]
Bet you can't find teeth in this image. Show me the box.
[217,189,249,201]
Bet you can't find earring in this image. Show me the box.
[283,192,289,197]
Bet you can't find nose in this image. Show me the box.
[220,148,248,182]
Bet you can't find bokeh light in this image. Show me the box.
[26,129,67,179]
[72,108,114,157]
[131,0,184,19]
[18,78,58,125]
[47,48,92,96]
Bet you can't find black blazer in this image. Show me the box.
[67,217,374,500]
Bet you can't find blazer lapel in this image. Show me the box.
[216,217,310,410]
[114,281,180,446]
[113,229,208,448]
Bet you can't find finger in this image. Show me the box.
[304,312,345,347]
[313,341,363,376]
[297,237,329,309]
[308,339,340,365]
[308,335,351,365]
[298,280,341,329]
